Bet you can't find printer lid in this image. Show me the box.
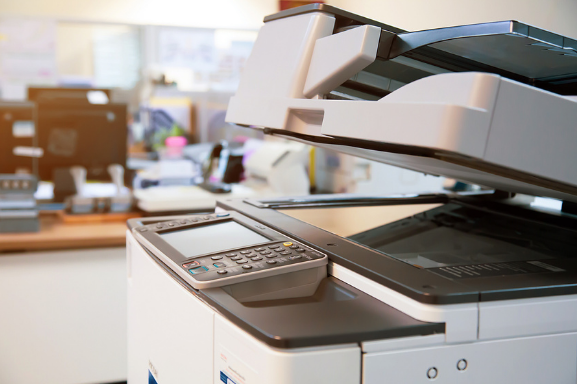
[266,4,577,92]
[227,5,577,203]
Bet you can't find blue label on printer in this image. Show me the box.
[220,371,237,384]
[149,370,159,384]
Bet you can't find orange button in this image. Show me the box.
[283,242,293,247]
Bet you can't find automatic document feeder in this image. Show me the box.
[127,5,577,384]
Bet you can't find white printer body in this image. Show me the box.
[127,5,577,384]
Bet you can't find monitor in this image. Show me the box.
[160,221,270,259]
[36,101,127,181]
[28,87,111,104]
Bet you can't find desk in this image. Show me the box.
[0,213,130,253]
[0,212,134,384]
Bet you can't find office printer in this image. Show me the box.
[127,5,577,384]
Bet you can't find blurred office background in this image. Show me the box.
[1,0,575,200]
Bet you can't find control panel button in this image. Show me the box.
[217,270,228,275]
[280,250,290,255]
[292,255,302,259]
[225,253,237,257]
[254,247,265,252]
[179,220,188,224]
[236,260,248,264]
[183,261,200,269]
[213,262,226,268]
[242,265,253,270]
[211,256,223,260]
[266,260,277,264]
[265,254,277,259]
[274,248,284,252]
[251,256,263,261]
[289,245,298,249]
[156,224,164,229]
[295,248,306,253]
[191,218,199,222]
[240,251,251,255]
[138,228,148,232]
[202,216,211,220]
[261,251,272,255]
[283,242,293,247]
[231,256,242,261]
[188,266,208,274]
[268,245,281,249]
[168,222,175,227]
[216,213,230,217]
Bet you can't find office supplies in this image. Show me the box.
[0,174,39,233]
[107,164,132,213]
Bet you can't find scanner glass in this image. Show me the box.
[282,203,576,272]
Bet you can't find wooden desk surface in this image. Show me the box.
[0,213,136,253]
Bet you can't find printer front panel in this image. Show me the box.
[363,332,577,384]
[127,231,215,384]
[214,315,361,384]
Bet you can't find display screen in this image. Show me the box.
[160,221,270,258]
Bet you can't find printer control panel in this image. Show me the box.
[180,240,325,282]
[132,211,328,289]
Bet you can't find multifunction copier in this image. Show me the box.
[127,5,577,383]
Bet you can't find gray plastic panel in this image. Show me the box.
[202,277,444,348]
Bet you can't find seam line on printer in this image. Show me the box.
[481,77,502,159]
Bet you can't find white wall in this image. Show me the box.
[329,0,577,39]
[2,0,576,36]
[0,0,278,29]
[0,247,127,384]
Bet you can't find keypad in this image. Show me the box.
[180,240,325,280]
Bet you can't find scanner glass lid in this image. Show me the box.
[160,221,270,259]
[281,202,577,278]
